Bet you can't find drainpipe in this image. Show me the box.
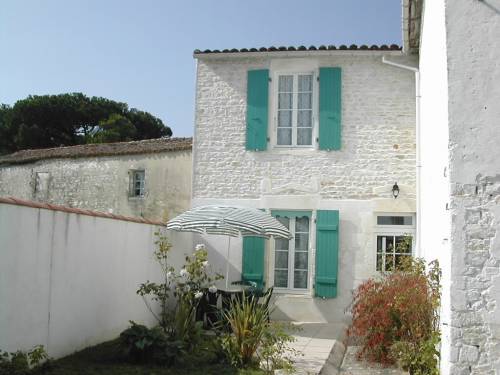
[381,56,421,256]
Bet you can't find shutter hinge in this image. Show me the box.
[316,137,319,143]
[266,137,270,142]
[268,77,272,82]
[317,76,320,82]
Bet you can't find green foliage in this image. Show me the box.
[0,345,50,375]
[219,290,295,372]
[119,321,183,365]
[134,232,222,363]
[0,93,172,154]
[258,322,299,373]
[93,113,137,143]
[348,250,441,375]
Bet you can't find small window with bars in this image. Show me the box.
[129,170,145,197]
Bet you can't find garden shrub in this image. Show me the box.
[119,321,183,365]
[0,345,50,375]
[348,255,441,375]
[218,291,298,372]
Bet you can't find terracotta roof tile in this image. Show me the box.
[0,196,166,226]
[0,137,192,166]
[194,44,401,55]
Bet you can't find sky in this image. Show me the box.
[1,1,402,137]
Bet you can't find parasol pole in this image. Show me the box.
[225,236,231,289]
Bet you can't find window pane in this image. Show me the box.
[395,254,412,270]
[278,110,292,127]
[274,270,288,288]
[279,75,293,92]
[297,128,312,146]
[295,234,309,251]
[376,254,383,271]
[298,110,312,127]
[294,252,308,269]
[377,236,384,252]
[385,236,394,253]
[277,128,292,145]
[298,75,312,92]
[298,93,312,109]
[295,216,309,232]
[395,236,412,254]
[275,251,288,269]
[294,270,308,289]
[385,254,395,271]
[278,93,293,109]
[377,216,413,225]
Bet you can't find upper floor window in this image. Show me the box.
[276,73,314,147]
[129,170,145,197]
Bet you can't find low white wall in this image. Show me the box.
[0,202,191,358]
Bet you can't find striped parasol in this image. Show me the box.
[167,205,292,289]
[166,205,292,239]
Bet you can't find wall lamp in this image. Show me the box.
[392,182,400,199]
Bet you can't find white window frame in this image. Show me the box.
[270,213,312,294]
[271,70,318,149]
[129,169,145,198]
[374,213,416,272]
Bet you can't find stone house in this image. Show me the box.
[192,44,417,322]
[0,138,192,221]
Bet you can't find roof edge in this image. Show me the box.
[0,196,167,226]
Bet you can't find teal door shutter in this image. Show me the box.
[315,210,339,298]
[246,69,269,151]
[319,67,342,150]
[242,236,266,288]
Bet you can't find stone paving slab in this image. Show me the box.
[339,346,408,375]
[280,323,347,375]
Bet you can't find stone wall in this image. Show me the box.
[445,0,500,372]
[0,150,192,221]
[193,53,416,200]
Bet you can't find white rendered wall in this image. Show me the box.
[418,0,452,373]
[0,203,190,358]
[0,150,192,221]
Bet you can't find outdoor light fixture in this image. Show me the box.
[392,182,400,199]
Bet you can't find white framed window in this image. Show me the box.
[275,72,315,147]
[375,213,415,272]
[129,170,145,197]
[273,213,311,291]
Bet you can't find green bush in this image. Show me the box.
[119,321,183,365]
[0,345,50,375]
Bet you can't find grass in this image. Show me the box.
[36,338,265,375]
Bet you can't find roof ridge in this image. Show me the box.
[0,196,166,226]
[194,44,402,55]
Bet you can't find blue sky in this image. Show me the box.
[1,1,401,137]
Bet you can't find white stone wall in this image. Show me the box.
[193,52,417,322]
[0,202,191,358]
[0,150,192,221]
[193,53,416,200]
[444,0,500,373]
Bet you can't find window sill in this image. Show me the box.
[273,288,312,297]
[128,196,145,200]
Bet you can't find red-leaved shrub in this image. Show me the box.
[348,256,441,370]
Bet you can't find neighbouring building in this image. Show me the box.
[192,44,417,322]
[407,0,500,373]
[0,138,192,221]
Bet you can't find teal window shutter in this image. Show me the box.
[246,69,269,151]
[315,210,339,298]
[242,236,266,288]
[319,67,342,150]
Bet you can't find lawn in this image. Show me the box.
[37,338,264,375]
